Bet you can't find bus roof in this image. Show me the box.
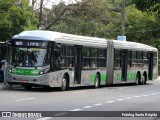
[13,30,108,48]
[113,40,157,52]
[13,30,157,51]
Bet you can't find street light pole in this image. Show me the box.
[121,0,125,36]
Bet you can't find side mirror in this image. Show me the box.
[1,60,6,64]
[6,40,13,45]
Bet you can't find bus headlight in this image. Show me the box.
[39,71,44,75]
[8,69,12,73]
[39,69,49,75]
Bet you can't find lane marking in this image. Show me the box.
[93,103,103,106]
[16,98,34,101]
[69,108,82,111]
[36,91,160,120]
[74,91,87,94]
[125,97,132,99]
[118,87,128,90]
[36,117,52,120]
[134,96,141,98]
[105,101,115,104]
[150,93,158,95]
[117,99,124,101]
[83,106,93,109]
[142,95,149,97]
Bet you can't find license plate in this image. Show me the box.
[20,80,28,83]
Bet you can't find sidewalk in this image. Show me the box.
[0,83,8,89]
[0,83,23,89]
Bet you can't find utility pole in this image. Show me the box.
[38,0,43,29]
[121,0,125,36]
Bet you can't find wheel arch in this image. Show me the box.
[137,71,141,80]
[63,72,70,87]
[143,71,147,83]
[97,72,100,81]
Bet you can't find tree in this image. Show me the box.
[133,0,160,16]
[0,0,38,41]
[48,0,120,38]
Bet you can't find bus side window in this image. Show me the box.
[66,45,74,68]
[114,49,121,69]
[90,48,98,68]
[99,49,107,67]
[60,45,66,68]
[153,52,157,68]
[131,51,136,69]
[82,47,90,69]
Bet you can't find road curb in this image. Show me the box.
[0,84,8,89]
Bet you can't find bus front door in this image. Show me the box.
[121,50,128,81]
[74,46,82,84]
[148,52,154,80]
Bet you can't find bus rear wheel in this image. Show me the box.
[141,75,146,85]
[94,74,100,88]
[61,75,68,91]
[135,74,140,85]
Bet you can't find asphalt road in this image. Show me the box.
[0,77,160,120]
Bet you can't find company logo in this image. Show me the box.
[2,112,11,117]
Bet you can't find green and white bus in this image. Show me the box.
[6,30,158,90]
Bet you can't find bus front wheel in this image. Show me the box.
[94,74,100,88]
[141,75,146,85]
[135,74,140,85]
[61,75,68,91]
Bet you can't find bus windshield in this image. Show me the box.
[13,47,49,67]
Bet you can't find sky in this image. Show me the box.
[52,0,78,4]
[29,0,79,9]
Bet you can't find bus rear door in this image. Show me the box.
[74,46,82,84]
[148,52,154,80]
[121,50,128,81]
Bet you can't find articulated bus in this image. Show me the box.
[6,30,158,90]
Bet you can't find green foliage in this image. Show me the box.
[0,0,38,41]
[50,0,119,38]
[49,0,160,42]
[133,0,160,16]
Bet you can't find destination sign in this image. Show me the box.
[15,41,48,47]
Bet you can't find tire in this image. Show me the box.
[141,75,146,85]
[141,76,145,85]
[61,75,68,91]
[94,74,100,88]
[135,74,140,85]
[22,84,32,90]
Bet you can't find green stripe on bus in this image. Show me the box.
[12,68,40,76]
[101,74,106,81]
[117,74,121,81]
[127,73,136,80]
[91,74,96,81]
[117,73,136,81]
[153,73,157,80]
[91,73,107,82]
